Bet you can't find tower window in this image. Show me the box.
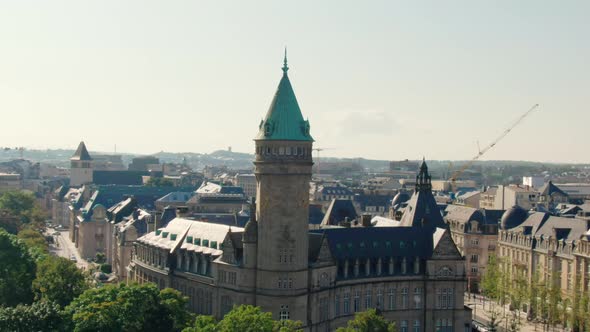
[279,305,289,320]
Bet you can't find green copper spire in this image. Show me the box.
[255,52,313,141]
[282,47,288,73]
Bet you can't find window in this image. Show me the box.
[414,287,422,309]
[335,295,340,316]
[471,266,478,274]
[279,305,289,320]
[354,290,360,312]
[365,289,372,309]
[388,288,396,310]
[401,288,408,309]
[470,254,478,263]
[471,238,479,245]
[413,320,421,332]
[320,297,329,321]
[401,320,408,332]
[376,289,383,309]
[343,293,350,314]
[437,288,454,309]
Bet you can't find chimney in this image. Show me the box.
[361,214,372,227]
[176,206,189,218]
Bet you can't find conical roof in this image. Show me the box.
[71,141,92,161]
[255,53,313,141]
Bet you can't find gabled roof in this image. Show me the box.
[71,141,92,161]
[321,199,358,226]
[255,53,313,141]
[539,181,568,197]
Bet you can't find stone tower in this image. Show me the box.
[252,52,313,323]
[70,141,93,187]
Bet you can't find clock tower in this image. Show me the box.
[251,51,314,323]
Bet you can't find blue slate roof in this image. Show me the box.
[92,170,162,185]
[321,199,358,226]
[80,185,196,221]
[354,193,394,209]
[311,227,434,260]
[309,204,325,225]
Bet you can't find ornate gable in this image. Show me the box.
[432,229,462,260]
[316,237,335,266]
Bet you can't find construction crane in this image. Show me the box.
[449,103,540,191]
[312,148,335,178]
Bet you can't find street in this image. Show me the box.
[46,227,90,270]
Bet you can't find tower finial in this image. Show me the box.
[282,47,289,73]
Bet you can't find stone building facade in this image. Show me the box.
[130,56,471,331]
[445,205,503,293]
[497,207,590,301]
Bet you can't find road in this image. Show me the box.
[46,227,90,270]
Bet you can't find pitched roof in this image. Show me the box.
[71,141,92,161]
[539,181,568,197]
[255,54,313,141]
[321,199,358,226]
[311,227,435,260]
[399,160,446,229]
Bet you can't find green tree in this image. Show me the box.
[0,228,36,306]
[548,274,562,328]
[158,287,193,331]
[335,309,397,332]
[33,255,89,307]
[216,305,274,332]
[65,283,191,332]
[183,315,217,332]
[273,318,304,332]
[481,255,501,308]
[0,190,36,219]
[17,226,48,256]
[0,301,67,332]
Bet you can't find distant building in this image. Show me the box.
[186,182,247,213]
[522,176,544,189]
[445,205,503,292]
[454,191,481,209]
[0,173,22,192]
[235,173,256,198]
[112,204,152,279]
[155,191,195,211]
[69,142,93,187]
[69,185,194,260]
[92,154,126,171]
[554,183,590,203]
[537,181,568,210]
[128,156,160,172]
[479,185,539,210]
[497,209,590,303]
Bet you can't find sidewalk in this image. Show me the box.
[464,295,566,332]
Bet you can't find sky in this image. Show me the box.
[0,1,588,163]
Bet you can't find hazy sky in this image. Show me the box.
[1,1,588,163]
